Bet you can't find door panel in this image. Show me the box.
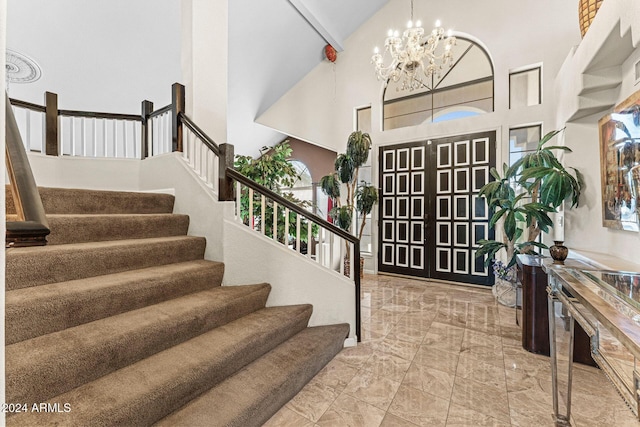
[378,142,428,276]
[378,131,496,286]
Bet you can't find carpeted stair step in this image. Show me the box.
[156,324,350,427]
[6,186,175,215]
[44,213,190,245]
[6,260,225,344]
[6,283,272,405]
[6,236,206,290]
[7,305,313,426]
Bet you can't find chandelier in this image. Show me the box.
[371,0,456,92]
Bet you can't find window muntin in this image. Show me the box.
[509,125,542,166]
[509,124,543,251]
[282,160,314,210]
[355,106,373,254]
[383,37,494,130]
[509,67,541,108]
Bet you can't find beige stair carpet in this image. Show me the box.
[5,187,349,426]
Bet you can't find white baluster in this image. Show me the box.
[235,182,242,220]
[69,117,73,155]
[122,120,128,158]
[81,117,86,157]
[284,208,290,247]
[196,139,201,174]
[330,233,335,272]
[201,143,206,178]
[339,237,345,275]
[261,195,266,235]
[202,145,208,183]
[102,119,108,157]
[113,120,118,157]
[213,152,219,193]
[318,227,324,266]
[165,113,171,153]
[249,188,254,230]
[296,214,301,253]
[133,121,139,159]
[25,109,31,151]
[93,119,99,157]
[273,202,278,240]
[307,220,312,259]
[151,117,157,156]
[163,115,168,154]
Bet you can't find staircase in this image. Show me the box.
[5,186,349,426]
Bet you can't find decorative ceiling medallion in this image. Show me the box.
[6,49,42,84]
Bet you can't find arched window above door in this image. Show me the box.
[383,37,494,130]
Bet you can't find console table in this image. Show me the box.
[516,255,595,365]
[545,261,640,426]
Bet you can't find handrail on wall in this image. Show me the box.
[5,94,50,247]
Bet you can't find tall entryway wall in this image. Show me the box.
[378,131,496,286]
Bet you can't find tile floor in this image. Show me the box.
[264,274,639,426]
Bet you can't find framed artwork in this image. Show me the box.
[599,90,640,231]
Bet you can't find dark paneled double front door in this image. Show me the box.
[378,131,496,286]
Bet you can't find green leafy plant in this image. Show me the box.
[234,141,316,244]
[355,181,379,241]
[319,131,377,265]
[477,129,583,269]
[234,142,299,190]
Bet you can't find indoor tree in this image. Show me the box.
[319,131,377,275]
[234,141,315,246]
[477,129,583,270]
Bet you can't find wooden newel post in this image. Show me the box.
[141,100,153,159]
[218,143,235,201]
[44,91,59,156]
[171,83,185,152]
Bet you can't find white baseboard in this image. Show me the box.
[343,337,357,348]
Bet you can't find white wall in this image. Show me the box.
[554,0,640,267]
[7,0,181,113]
[258,0,580,271]
[139,153,228,262]
[258,0,579,154]
[27,154,141,191]
[181,0,228,145]
[223,220,356,339]
[563,60,640,266]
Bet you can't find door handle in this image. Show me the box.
[423,213,430,242]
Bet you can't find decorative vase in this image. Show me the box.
[360,257,365,279]
[549,241,569,264]
[492,277,517,308]
[579,0,604,38]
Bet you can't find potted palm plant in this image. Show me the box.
[477,129,582,303]
[319,131,376,277]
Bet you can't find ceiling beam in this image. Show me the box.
[288,0,344,51]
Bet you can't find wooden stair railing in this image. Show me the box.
[5,94,50,247]
[178,108,361,341]
[6,84,361,340]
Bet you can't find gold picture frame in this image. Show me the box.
[599,90,640,231]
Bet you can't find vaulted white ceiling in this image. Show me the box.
[6,0,388,156]
[228,0,388,155]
